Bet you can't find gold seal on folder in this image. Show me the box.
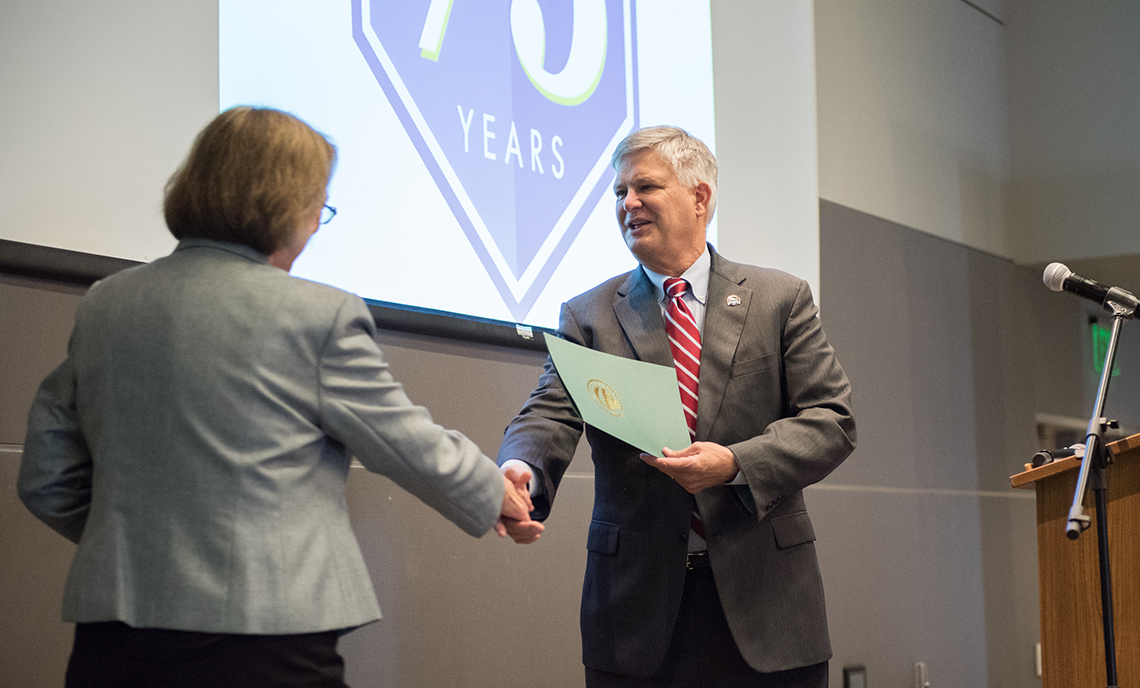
[587,379,623,417]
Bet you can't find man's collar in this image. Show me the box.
[641,246,710,304]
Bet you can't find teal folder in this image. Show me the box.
[544,333,691,455]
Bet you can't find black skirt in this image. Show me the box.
[65,621,349,688]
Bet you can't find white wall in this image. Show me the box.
[1005,0,1140,264]
[815,0,1010,258]
[712,0,821,295]
[816,0,1140,269]
[0,0,215,262]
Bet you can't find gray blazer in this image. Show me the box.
[498,247,856,676]
[19,239,505,635]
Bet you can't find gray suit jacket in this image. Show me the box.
[498,247,855,675]
[19,239,505,635]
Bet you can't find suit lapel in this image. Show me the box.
[613,268,673,367]
[613,254,752,439]
[697,251,751,438]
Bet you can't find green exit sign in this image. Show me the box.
[1090,322,1121,377]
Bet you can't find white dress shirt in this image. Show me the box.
[503,246,745,550]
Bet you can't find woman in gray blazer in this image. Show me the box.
[18,106,536,687]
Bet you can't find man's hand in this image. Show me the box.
[499,467,534,521]
[495,465,545,543]
[497,516,545,544]
[640,442,739,494]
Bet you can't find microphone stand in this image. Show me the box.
[1065,302,1133,688]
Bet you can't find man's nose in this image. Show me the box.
[622,190,641,210]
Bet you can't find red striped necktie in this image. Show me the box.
[664,277,705,541]
[664,278,701,436]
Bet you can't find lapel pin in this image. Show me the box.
[726,295,741,307]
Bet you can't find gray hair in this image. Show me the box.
[611,126,718,224]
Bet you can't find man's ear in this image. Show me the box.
[693,181,712,220]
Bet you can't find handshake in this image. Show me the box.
[491,442,740,544]
[495,465,545,544]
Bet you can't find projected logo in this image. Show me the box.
[353,0,637,321]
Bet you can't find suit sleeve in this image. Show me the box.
[315,296,505,537]
[19,354,92,543]
[731,279,856,516]
[495,302,587,521]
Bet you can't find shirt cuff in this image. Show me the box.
[500,459,543,497]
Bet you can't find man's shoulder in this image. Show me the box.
[712,253,807,294]
[566,268,641,307]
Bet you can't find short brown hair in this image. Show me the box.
[164,107,337,255]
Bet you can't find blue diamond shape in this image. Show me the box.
[353,0,638,321]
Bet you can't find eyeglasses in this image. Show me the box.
[320,204,337,225]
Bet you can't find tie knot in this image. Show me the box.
[665,278,689,300]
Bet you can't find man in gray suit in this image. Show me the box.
[498,126,856,687]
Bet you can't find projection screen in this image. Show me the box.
[218,0,715,329]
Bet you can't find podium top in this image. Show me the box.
[1010,432,1140,490]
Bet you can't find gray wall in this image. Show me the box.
[5,198,1111,686]
[819,202,1048,687]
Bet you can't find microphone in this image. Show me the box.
[1031,445,1082,468]
[1043,263,1140,316]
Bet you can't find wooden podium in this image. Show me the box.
[1011,433,1140,686]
